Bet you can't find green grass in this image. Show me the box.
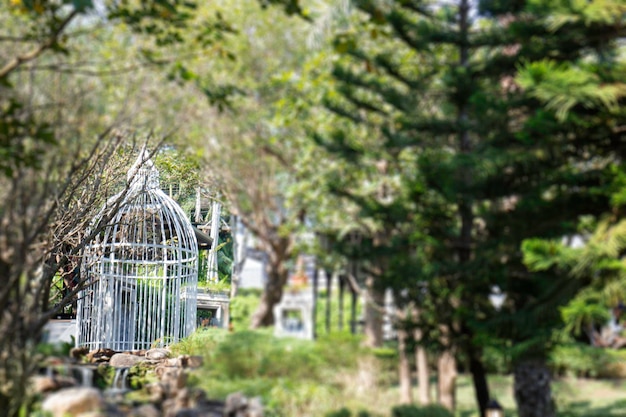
[456,374,626,417]
[171,329,626,417]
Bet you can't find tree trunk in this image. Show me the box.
[250,267,288,327]
[249,236,291,328]
[312,266,318,338]
[412,309,430,405]
[514,359,555,417]
[469,351,490,417]
[230,265,240,299]
[460,323,490,417]
[416,345,430,405]
[194,187,203,223]
[397,313,413,404]
[364,276,385,348]
[338,275,345,331]
[229,216,247,299]
[325,270,332,333]
[437,348,457,411]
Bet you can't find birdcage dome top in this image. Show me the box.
[87,151,198,257]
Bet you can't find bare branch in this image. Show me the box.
[0,10,79,79]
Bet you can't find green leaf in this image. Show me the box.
[71,0,93,12]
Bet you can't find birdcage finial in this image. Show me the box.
[127,148,160,190]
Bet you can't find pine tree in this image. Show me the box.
[315,1,626,416]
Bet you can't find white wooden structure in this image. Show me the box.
[274,291,314,340]
[197,289,230,328]
[77,153,198,351]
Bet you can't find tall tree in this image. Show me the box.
[197,0,315,326]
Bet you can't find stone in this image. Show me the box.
[155,365,167,378]
[162,398,177,417]
[176,387,191,405]
[197,398,225,416]
[247,397,264,417]
[185,387,208,405]
[109,353,145,368]
[223,392,263,417]
[32,373,79,393]
[146,348,170,360]
[44,356,66,366]
[41,387,105,417]
[145,382,166,403]
[79,404,125,417]
[157,366,187,394]
[128,404,160,417]
[180,355,203,368]
[70,346,89,360]
[224,392,247,415]
[32,376,61,393]
[164,357,182,367]
[174,409,201,417]
[86,348,117,363]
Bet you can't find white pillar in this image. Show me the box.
[206,200,222,283]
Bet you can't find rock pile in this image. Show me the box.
[34,347,263,417]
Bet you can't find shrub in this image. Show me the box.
[391,404,453,417]
[326,408,352,417]
[230,291,261,330]
[547,342,626,378]
[596,349,626,378]
[549,343,617,378]
[211,330,327,380]
[170,327,226,357]
[313,332,365,369]
[324,408,374,417]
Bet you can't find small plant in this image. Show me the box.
[95,364,116,390]
[549,343,617,378]
[198,277,231,293]
[35,340,73,358]
[325,408,373,417]
[326,408,352,417]
[391,404,453,417]
[129,362,155,390]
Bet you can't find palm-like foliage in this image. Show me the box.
[524,215,626,345]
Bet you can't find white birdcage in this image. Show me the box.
[77,152,198,351]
